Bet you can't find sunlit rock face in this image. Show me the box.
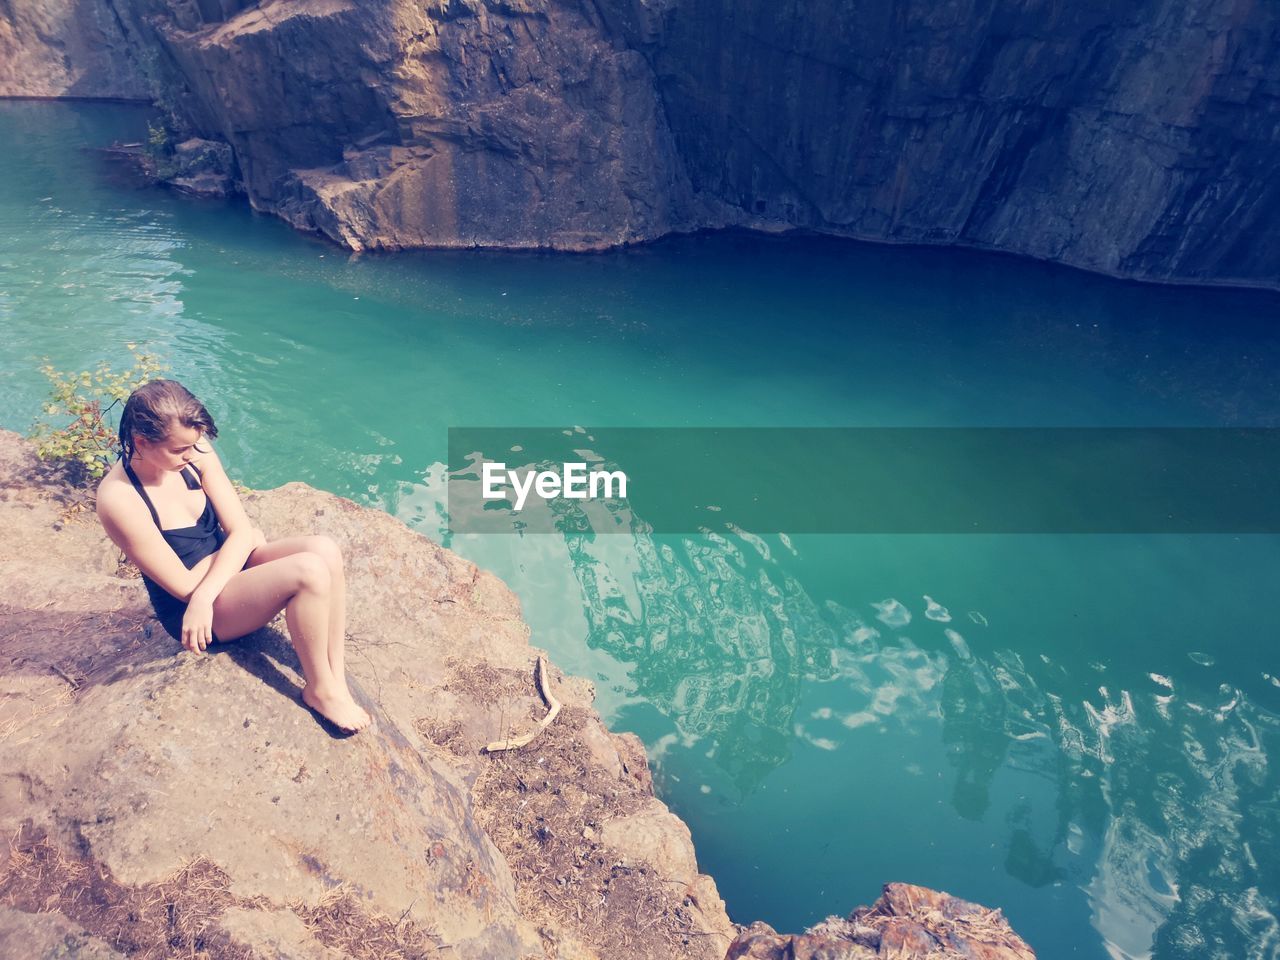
[159,0,713,252]
[0,0,714,251]
[2,0,1277,285]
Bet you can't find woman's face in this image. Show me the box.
[136,424,204,471]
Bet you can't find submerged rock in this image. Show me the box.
[0,430,735,959]
[727,883,1036,960]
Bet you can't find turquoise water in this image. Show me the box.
[4,100,1280,959]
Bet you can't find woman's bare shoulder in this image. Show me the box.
[96,463,137,517]
[191,443,226,477]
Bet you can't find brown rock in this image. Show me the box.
[724,921,784,959]
[600,795,700,887]
[612,730,656,793]
[726,926,880,960]
[791,933,879,960]
[877,919,938,957]
[0,0,147,99]
[0,906,125,959]
[213,906,347,959]
[723,883,1035,960]
[167,138,237,198]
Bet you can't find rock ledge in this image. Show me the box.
[0,429,733,959]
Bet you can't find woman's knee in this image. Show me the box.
[290,551,332,594]
[304,535,344,574]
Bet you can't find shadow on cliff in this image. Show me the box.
[219,627,381,740]
[0,602,376,740]
[2,451,95,508]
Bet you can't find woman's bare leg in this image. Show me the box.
[246,536,349,686]
[211,554,369,732]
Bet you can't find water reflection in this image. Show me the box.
[567,530,829,794]
[501,518,1280,960]
[940,636,1013,822]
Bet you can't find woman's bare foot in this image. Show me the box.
[301,684,371,733]
[352,699,371,726]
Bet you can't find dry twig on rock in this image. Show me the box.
[482,656,560,753]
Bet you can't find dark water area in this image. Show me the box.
[3,99,1280,960]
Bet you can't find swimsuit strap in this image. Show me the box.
[122,459,163,530]
[182,463,203,488]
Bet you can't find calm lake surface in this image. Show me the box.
[3,100,1280,960]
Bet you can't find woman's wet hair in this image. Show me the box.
[118,379,218,461]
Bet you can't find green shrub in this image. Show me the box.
[30,346,165,481]
[146,120,179,180]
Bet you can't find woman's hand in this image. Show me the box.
[181,595,216,653]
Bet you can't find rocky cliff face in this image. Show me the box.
[0,430,735,960]
[0,0,148,99]
[0,0,1276,287]
[2,0,715,250]
[611,0,1280,289]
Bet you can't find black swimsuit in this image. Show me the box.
[123,460,228,638]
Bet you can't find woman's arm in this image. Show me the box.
[186,445,259,606]
[175,447,260,652]
[97,482,208,601]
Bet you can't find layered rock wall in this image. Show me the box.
[611,0,1280,287]
[15,0,710,251]
[1,0,1276,286]
[0,0,148,98]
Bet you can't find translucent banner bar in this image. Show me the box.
[446,427,1280,534]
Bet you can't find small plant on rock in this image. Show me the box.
[145,120,179,180]
[30,346,164,482]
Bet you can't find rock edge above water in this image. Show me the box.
[0,429,732,959]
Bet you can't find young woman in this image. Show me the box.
[96,379,371,733]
